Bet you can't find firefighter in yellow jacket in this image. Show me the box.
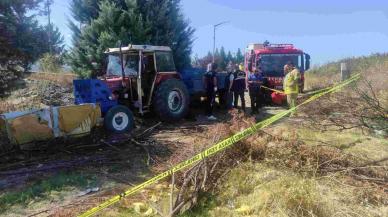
[283,63,300,116]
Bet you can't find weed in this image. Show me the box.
[179,193,218,217]
[203,163,328,217]
[28,72,76,87]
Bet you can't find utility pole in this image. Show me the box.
[213,21,229,63]
[46,0,53,54]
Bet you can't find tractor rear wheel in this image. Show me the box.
[153,79,189,122]
[104,105,134,133]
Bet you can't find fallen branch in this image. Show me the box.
[27,209,50,217]
[135,122,162,138]
[101,139,122,152]
[130,139,152,166]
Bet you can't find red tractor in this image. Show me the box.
[74,45,190,133]
[244,43,310,102]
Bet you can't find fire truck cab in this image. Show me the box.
[244,43,310,93]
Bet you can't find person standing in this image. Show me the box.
[203,63,218,120]
[206,63,212,72]
[283,61,293,75]
[283,63,301,117]
[248,68,264,115]
[232,64,246,112]
[225,64,235,110]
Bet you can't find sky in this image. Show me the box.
[44,0,388,65]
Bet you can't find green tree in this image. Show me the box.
[44,24,65,54]
[69,0,147,78]
[219,46,227,70]
[69,0,127,45]
[139,0,194,71]
[0,0,43,93]
[1,0,42,68]
[195,51,213,69]
[236,48,244,64]
[0,0,64,68]
[226,51,234,64]
[69,0,194,77]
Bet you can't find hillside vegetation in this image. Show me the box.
[306,53,388,91]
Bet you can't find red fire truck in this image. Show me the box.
[244,43,310,97]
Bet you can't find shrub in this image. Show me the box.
[39,53,63,73]
[0,66,21,96]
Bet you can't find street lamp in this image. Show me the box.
[213,21,229,63]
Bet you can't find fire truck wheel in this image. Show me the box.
[154,79,190,122]
[104,105,134,133]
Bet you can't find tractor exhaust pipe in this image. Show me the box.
[118,41,133,100]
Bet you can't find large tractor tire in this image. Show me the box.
[153,79,190,122]
[104,105,134,133]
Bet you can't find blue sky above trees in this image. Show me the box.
[44,0,388,65]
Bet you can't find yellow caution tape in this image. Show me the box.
[260,85,285,94]
[304,86,333,96]
[261,85,334,96]
[78,73,361,217]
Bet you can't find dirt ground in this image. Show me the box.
[0,72,386,217]
[0,79,286,217]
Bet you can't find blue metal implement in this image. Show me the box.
[73,79,118,114]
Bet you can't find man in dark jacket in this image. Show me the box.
[203,63,218,120]
[248,68,264,114]
[225,63,235,110]
[232,64,246,112]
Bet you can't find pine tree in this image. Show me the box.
[69,0,128,45]
[195,51,213,69]
[0,0,64,93]
[236,48,244,64]
[69,0,195,77]
[44,24,65,54]
[219,46,227,70]
[226,51,234,64]
[0,0,64,69]
[69,0,148,78]
[133,0,194,70]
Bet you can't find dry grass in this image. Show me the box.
[0,96,42,114]
[177,110,387,217]
[297,127,388,165]
[0,72,76,114]
[305,53,388,92]
[28,72,76,87]
[214,164,329,217]
[208,163,387,217]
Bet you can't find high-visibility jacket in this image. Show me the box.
[239,64,244,71]
[283,68,301,94]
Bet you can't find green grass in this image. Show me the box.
[0,172,97,212]
[178,193,218,217]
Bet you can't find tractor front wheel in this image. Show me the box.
[153,79,189,122]
[104,105,134,133]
